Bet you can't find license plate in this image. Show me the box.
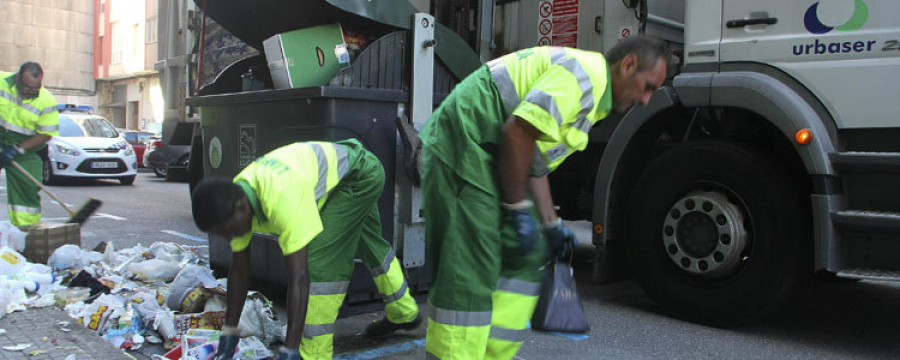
[91,162,118,169]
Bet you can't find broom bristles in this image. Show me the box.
[67,199,102,225]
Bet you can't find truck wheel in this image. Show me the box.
[626,141,808,326]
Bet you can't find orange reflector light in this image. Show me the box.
[795,129,812,145]
[594,224,604,234]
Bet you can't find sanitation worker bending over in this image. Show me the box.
[192,139,421,360]
[419,36,669,359]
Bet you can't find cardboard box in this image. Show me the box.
[22,222,81,264]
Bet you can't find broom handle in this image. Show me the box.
[8,160,76,216]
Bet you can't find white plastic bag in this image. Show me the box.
[238,298,286,344]
[203,295,227,312]
[0,223,27,252]
[127,259,180,282]
[0,247,27,275]
[47,244,84,270]
[149,242,183,263]
[166,265,217,311]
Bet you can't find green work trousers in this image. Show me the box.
[421,149,548,360]
[2,139,42,227]
[299,146,419,360]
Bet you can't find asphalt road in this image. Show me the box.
[3,170,900,359]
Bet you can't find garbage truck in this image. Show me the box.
[169,0,900,325]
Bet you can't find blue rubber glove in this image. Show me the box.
[0,145,24,168]
[213,329,240,360]
[503,200,540,255]
[276,346,302,360]
[544,218,576,258]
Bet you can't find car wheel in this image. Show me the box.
[626,141,809,326]
[119,175,136,185]
[42,159,57,185]
[153,166,167,178]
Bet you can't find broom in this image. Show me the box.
[8,160,102,225]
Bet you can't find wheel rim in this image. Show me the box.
[662,191,749,279]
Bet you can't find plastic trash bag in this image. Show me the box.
[238,296,286,344]
[531,261,590,333]
[47,244,84,270]
[0,247,27,275]
[127,259,180,282]
[166,265,218,312]
[149,242,182,263]
[0,223,27,252]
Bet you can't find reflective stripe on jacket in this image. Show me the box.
[0,72,59,137]
[487,47,611,175]
[230,141,351,255]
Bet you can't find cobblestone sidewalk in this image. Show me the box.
[0,307,129,360]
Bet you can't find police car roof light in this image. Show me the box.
[57,104,95,112]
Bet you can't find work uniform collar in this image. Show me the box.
[235,180,267,223]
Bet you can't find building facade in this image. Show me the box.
[94,0,162,132]
[0,0,95,106]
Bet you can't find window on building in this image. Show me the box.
[146,17,157,43]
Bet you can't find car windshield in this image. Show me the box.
[58,116,119,138]
[124,131,156,145]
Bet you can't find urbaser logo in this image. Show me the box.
[803,0,868,34]
[793,0,876,56]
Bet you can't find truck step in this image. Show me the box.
[830,152,900,174]
[837,268,900,282]
[831,210,900,233]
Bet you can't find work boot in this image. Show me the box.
[364,313,423,338]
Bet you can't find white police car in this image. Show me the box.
[43,105,138,185]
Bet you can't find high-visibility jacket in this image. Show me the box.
[487,47,612,175]
[230,141,351,256]
[0,72,59,146]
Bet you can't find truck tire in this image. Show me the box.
[626,141,808,326]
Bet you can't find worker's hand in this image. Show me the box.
[213,326,240,360]
[0,145,25,168]
[276,346,302,360]
[503,200,540,255]
[544,218,576,259]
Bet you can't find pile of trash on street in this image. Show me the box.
[1,224,285,360]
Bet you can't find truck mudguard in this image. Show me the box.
[593,71,838,249]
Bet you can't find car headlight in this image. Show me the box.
[55,143,80,156]
[125,145,134,156]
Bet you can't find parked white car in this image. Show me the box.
[43,108,138,185]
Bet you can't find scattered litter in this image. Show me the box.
[3,343,32,351]
[1,240,286,357]
[27,349,47,356]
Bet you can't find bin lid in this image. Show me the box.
[194,0,480,80]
